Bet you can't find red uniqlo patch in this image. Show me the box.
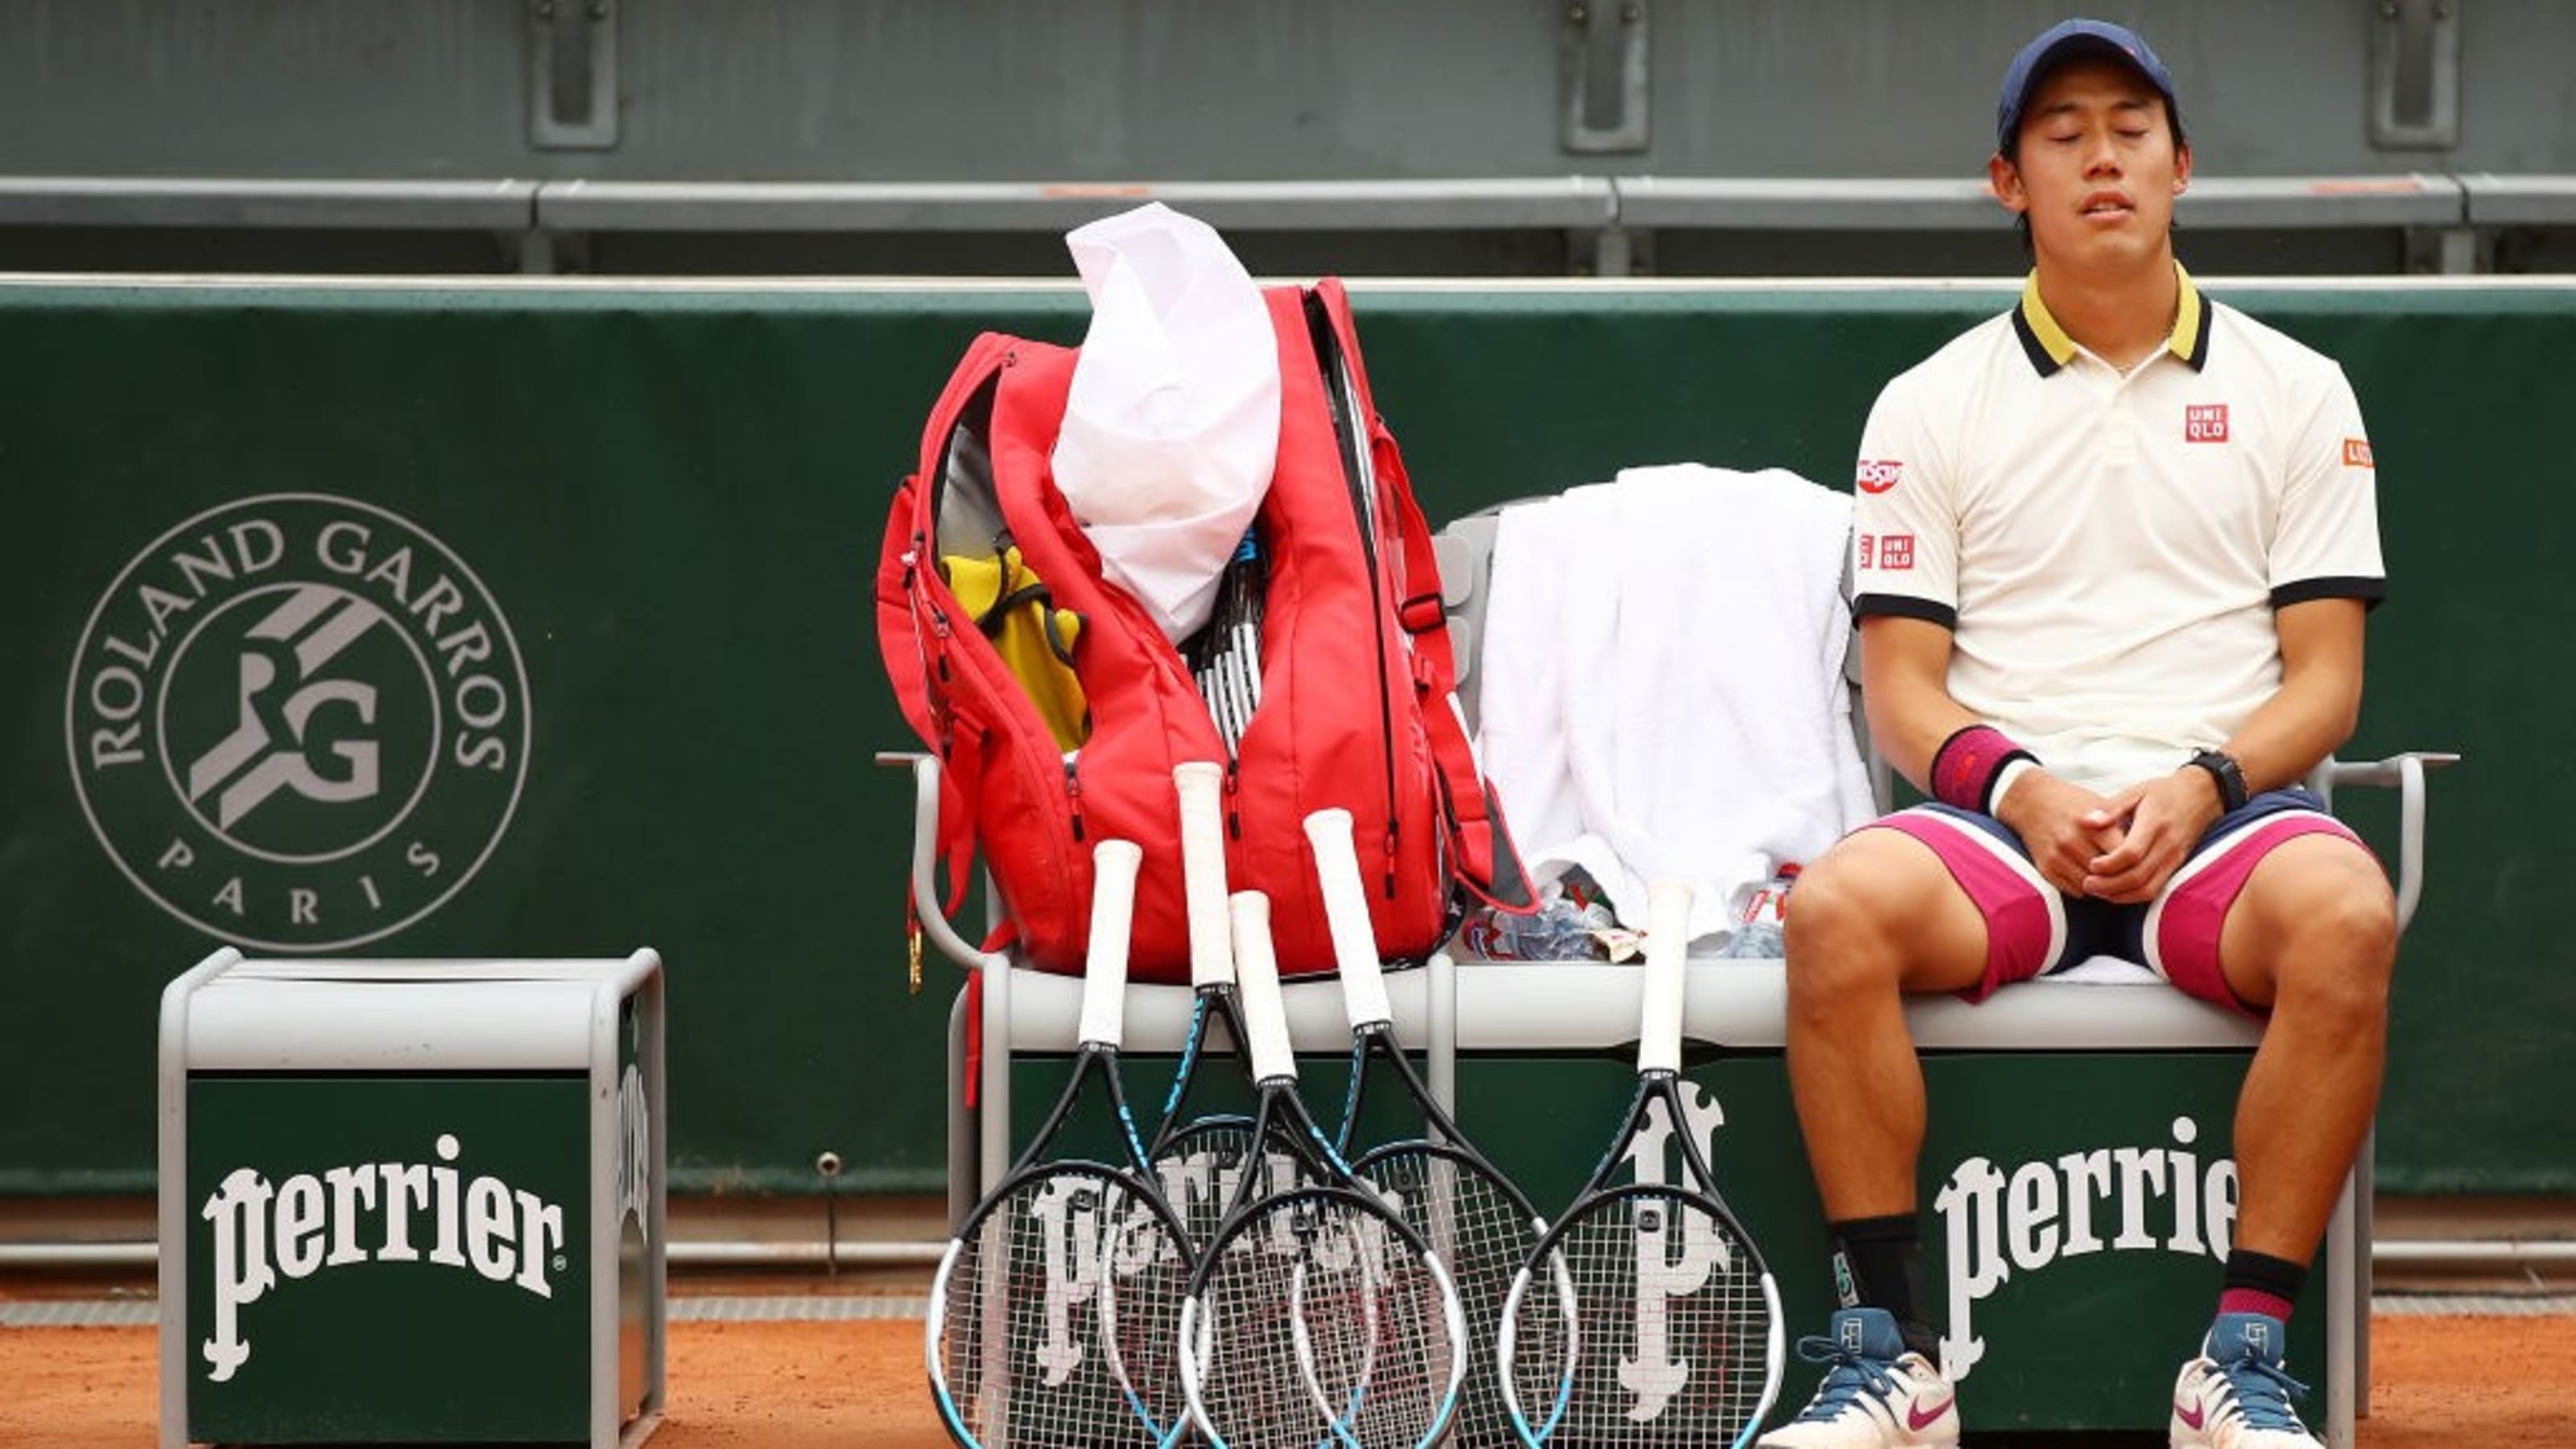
[1856,534,1876,568]
[2186,404,2231,443]
[1880,534,1916,571]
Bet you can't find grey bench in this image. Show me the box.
[906,497,2452,1446]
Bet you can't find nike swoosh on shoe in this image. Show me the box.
[2174,1399,2207,1430]
[1907,1396,1955,1431]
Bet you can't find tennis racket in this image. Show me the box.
[1180,890,1468,1449]
[1497,881,1785,1448]
[1147,761,1286,1250]
[1184,528,1268,755]
[1307,807,1549,1447]
[928,839,1194,1449]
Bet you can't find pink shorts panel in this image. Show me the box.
[2151,814,2367,1015]
[1864,811,2058,1003]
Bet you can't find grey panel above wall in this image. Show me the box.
[0,1,2566,183]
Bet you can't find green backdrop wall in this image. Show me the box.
[2,277,2562,1196]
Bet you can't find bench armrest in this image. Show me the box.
[2308,750,2462,934]
[873,750,999,972]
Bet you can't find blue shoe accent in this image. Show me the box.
[1787,1307,1909,1423]
[2206,1312,2311,1431]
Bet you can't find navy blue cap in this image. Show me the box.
[1996,18,2178,153]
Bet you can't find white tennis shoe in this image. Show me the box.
[1757,1307,1961,1449]
[2169,1311,2321,1447]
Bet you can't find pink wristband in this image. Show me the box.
[1931,724,2037,815]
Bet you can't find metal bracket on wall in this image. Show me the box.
[529,0,619,151]
[2369,0,2460,151]
[1559,1,1650,155]
[2403,225,2483,274]
[1580,224,1655,279]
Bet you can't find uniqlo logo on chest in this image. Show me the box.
[2185,403,2231,443]
[1879,534,1915,571]
[1857,535,1876,568]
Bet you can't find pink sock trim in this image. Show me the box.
[2219,1288,2296,1323]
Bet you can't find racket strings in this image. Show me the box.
[935,1169,1192,1447]
[1359,1150,1543,1449]
[1505,1191,1774,1446]
[1151,1121,1316,1256]
[1192,1195,1460,1449]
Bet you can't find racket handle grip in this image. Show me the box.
[1228,891,1297,1084]
[1303,807,1391,1030]
[1079,839,1143,1047]
[1638,879,1695,1076]
[1174,762,1234,989]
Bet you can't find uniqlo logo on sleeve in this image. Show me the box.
[1856,535,1876,568]
[2343,437,2375,468]
[1879,534,1916,571]
[2185,404,2231,443]
[1856,460,1904,494]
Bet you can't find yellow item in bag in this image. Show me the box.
[941,546,1088,750]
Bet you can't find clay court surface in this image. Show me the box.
[2,1294,2566,1448]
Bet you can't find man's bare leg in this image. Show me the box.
[1760,828,1996,1447]
[2219,833,2398,1269]
[1783,827,1992,1220]
[2169,833,2396,1444]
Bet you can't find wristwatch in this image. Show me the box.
[2185,749,2249,813]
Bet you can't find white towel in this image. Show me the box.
[1478,465,1876,944]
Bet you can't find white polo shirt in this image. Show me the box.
[1851,266,2385,794]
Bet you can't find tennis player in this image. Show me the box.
[1759,19,2391,1449]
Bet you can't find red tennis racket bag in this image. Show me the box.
[875,279,1528,983]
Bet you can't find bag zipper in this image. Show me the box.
[1307,291,1402,899]
[1225,758,1243,842]
[912,349,1083,911]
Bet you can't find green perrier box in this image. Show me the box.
[159,949,667,1447]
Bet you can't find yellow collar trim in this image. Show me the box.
[2168,265,2207,366]
[2015,264,2209,374]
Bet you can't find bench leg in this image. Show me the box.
[947,985,976,1231]
[2357,1123,2375,1417]
[2326,1152,2359,1449]
[980,957,1013,1195]
[1430,951,1459,1117]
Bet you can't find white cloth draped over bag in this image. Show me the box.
[1477,464,1879,945]
[1051,203,1281,642]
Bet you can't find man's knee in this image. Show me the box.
[1785,837,1934,1005]
[2251,845,2397,1020]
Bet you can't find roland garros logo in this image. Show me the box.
[65,494,530,951]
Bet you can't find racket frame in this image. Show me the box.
[928,1158,1195,1447]
[1156,760,1243,1161]
[1146,982,1253,1161]
[927,838,1195,1449]
[1147,761,1266,1219]
[1496,881,1785,1448]
[1179,889,1469,1449]
[1305,805,1546,1231]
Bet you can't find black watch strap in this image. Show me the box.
[2186,749,2249,813]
